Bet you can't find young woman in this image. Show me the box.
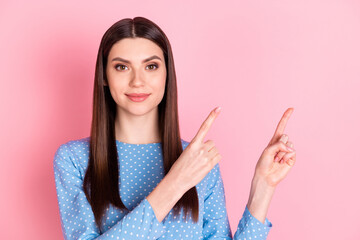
[53,17,296,240]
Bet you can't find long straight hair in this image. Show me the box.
[83,17,199,231]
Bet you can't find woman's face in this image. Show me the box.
[106,37,167,118]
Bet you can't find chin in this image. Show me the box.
[123,105,158,117]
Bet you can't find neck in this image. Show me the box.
[115,108,161,144]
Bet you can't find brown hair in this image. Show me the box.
[83,17,199,231]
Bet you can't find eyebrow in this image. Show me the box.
[111,55,162,63]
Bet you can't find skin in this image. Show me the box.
[105,37,297,224]
[246,108,296,223]
[105,37,167,144]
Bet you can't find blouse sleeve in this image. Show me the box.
[53,143,166,240]
[202,163,272,239]
[234,205,272,239]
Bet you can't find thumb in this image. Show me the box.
[265,141,295,158]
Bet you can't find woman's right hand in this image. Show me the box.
[167,106,222,194]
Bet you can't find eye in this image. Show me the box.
[115,64,128,71]
[146,63,158,70]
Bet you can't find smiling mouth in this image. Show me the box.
[125,93,151,102]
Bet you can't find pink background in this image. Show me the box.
[1,0,359,239]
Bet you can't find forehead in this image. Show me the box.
[108,37,164,61]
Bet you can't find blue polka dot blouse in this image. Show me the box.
[53,137,272,239]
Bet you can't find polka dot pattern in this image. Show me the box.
[53,137,272,239]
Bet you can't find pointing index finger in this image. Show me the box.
[192,107,221,143]
[268,108,294,146]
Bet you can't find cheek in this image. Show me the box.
[154,75,167,96]
[107,79,127,104]
[158,69,167,90]
[107,71,127,92]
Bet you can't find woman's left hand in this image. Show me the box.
[254,108,297,187]
[246,108,296,223]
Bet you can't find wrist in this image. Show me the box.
[246,175,276,224]
[251,174,276,191]
[163,172,187,198]
[146,172,185,223]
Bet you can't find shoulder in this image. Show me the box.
[54,136,90,156]
[53,136,91,171]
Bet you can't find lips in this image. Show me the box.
[126,93,150,97]
[125,93,151,102]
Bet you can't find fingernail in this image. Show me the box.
[215,106,221,113]
[274,156,279,162]
[287,146,295,152]
[280,134,288,143]
[287,159,295,166]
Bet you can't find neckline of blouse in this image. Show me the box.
[115,139,162,146]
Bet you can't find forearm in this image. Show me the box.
[146,173,185,223]
[246,175,276,224]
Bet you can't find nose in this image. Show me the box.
[129,70,145,87]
